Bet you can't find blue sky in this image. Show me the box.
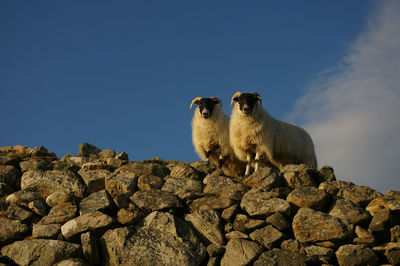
[2,1,399,193]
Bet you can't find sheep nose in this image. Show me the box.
[243,106,250,113]
[202,110,210,118]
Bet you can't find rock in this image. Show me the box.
[250,225,285,249]
[81,160,114,171]
[100,211,206,265]
[38,202,78,225]
[81,231,100,265]
[304,245,335,264]
[60,155,90,169]
[240,191,291,217]
[336,244,379,266]
[21,170,86,198]
[203,173,245,200]
[253,249,309,266]
[78,143,101,158]
[117,207,144,225]
[190,160,217,175]
[61,211,114,240]
[117,162,170,178]
[373,242,400,266]
[77,168,110,194]
[281,239,306,254]
[0,145,33,166]
[242,167,282,190]
[0,217,29,244]
[162,176,203,198]
[0,165,20,187]
[233,214,265,233]
[189,196,234,212]
[185,209,224,245]
[115,152,129,161]
[32,224,61,239]
[317,165,336,183]
[391,225,400,242]
[337,184,383,208]
[366,196,400,216]
[0,182,14,196]
[28,199,47,216]
[281,164,317,188]
[6,190,43,206]
[387,190,400,199]
[79,190,115,215]
[286,186,330,211]
[225,231,249,240]
[169,164,202,180]
[369,208,392,232]
[1,239,82,266]
[19,158,53,172]
[292,208,354,243]
[265,212,291,231]
[6,203,36,223]
[329,199,370,225]
[137,174,164,190]
[207,243,225,257]
[105,170,137,198]
[53,258,88,266]
[353,225,377,245]
[99,149,116,159]
[224,222,234,233]
[130,190,182,212]
[220,238,263,266]
[46,191,71,207]
[221,204,239,222]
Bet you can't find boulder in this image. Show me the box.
[0,217,29,244]
[105,170,137,198]
[203,173,245,200]
[286,186,330,211]
[241,191,291,217]
[32,224,61,239]
[185,209,225,245]
[366,196,400,216]
[253,249,309,266]
[373,242,400,266]
[79,190,115,215]
[77,168,110,193]
[46,191,71,207]
[250,225,285,249]
[162,176,203,198]
[0,165,20,187]
[169,164,202,180]
[6,190,43,206]
[220,238,263,266]
[130,190,182,212]
[329,198,371,225]
[242,167,282,191]
[116,162,170,178]
[19,158,53,172]
[38,202,78,225]
[265,212,291,231]
[281,164,317,188]
[233,214,265,233]
[137,174,164,190]
[337,184,383,207]
[189,196,234,212]
[99,149,116,159]
[6,203,36,223]
[81,231,100,265]
[336,244,379,266]
[78,143,101,158]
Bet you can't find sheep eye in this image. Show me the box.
[234,97,239,102]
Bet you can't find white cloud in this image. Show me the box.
[290,0,400,193]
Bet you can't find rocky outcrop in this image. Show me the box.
[0,143,400,265]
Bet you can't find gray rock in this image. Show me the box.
[220,238,263,266]
[32,224,61,239]
[137,174,164,190]
[130,190,182,212]
[266,212,291,231]
[233,214,265,233]
[241,191,291,217]
[105,169,137,198]
[203,173,245,200]
[79,189,114,215]
[6,190,43,206]
[38,202,78,225]
[46,191,71,207]
[189,196,234,212]
[61,211,114,240]
[253,249,309,266]
[78,168,110,194]
[169,164,202,180]
[81,231,100,265]
[336,244,379,266]
[0,217,29,244]
[21,170,86,198]
[99,149,116,159]
[281,164,317,188]
[329,199,370,226]
[78,143,101,158]
[250,225,285,249]
[242,167,282,191]
[287,186,330,211]
[1,239,82,266]
[162,176,203,198]
[292,208,354,243]
[0,165,20,187]
[338,184,383,207]
[100,211,206,265]
[185,209,224,245]
[6,203,36,223]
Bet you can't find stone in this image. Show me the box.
[207,243,225,257]
[53,258,88,266]
[318,165,336,182]
[81,160,114,171]
[21,170,86,198]
[185,209,224,245]
[38,203,78,225]
[81,231,100,265]
[373,242,400,266]
[207,257,219,266]
[224,222,234,233]
[0,182,14,196]
[19,158,53,172]
[241,191,291,217]
[162,176,203,197]
[336,244,379,266]
[6,203,36,223]
[0,145,33,166]
[318,180,353,195]
[78,143,101,158]
[99,149,116,158]
[338,184,383,207]
[1,239,82,266]
[137,174,164,190]
[353,225,376,245]
[281,164,317,188]
[286,186,330,211]
[233,214,265,233]
[221,204,239,222]
[292,208,354,243]
[220,239,263,266]
[117,207,144,225]
[169,164,202,180]
[329,199,370,226]
[387,190,400,199]
[0,165,20,187]
[242,167,282,190]
[100,211,206,265]
[250,225,285,249]
[189,196,233,212]
[304,245,335,264]
[79,190,115,215]
[116,162,170,178]
[225,231,249,240]
[61,211,114,240]
[32,224,61,239]
[190,161,217,177]
[130,190,182,212]
[281,239,306,254]
[113,192,132,209]
[77,168,110,193]
[369,208,392,232]
[0,217,29,244]
[6,190,43,206]
[254,249,309,266]
[115,152,129,161]
[46,191,71,207]
[391,225,400,242]
[105,170,137,198]
[265,212,291,231]
[203,174,245,200]
[366,196,400,216]
[28,199,47,216]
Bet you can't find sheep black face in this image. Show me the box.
[190,97,222,119]
[231,92,262,115]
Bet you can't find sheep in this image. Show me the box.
[190,96,245,178]
[229,91,317,176]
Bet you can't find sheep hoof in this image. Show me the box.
[218,160,223,168]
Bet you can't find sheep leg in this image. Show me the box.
[254,152,261,172]
[218,154,224,168]
[244,154,252,177]
[205,151,211,162]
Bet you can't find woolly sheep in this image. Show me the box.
[190,96,245,177]
[229,92,317,176]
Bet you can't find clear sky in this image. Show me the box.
[1,1,399,193]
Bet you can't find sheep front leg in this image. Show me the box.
[218,154,224,168]
[205,151,211,163]
[254,152,260,172]
[244,154,252,177]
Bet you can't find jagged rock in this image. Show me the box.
[329,198,370,225]
[117,207,144,225]
[78,168,110,194]
[46,191,71,207]
[203,173,245,200]
[286,186,330,211]
[99,149,115,159]
[225,231,249,240]
[21,170,86,198]
[254,249,309,266]
[337,184,383,207]
[100,211,206,265]
[281,239,306,254]
[60,155,90,168]
[169,164,202,180]
[53,258,88,266]
[28,199,47,216]
[61,211,114,240]
[131,190,182,212]
[1,239,82,266]
[81,231,100,265]
[373,242,400,265]
[112,192,131,209]
[38,202,78,225]
[250,225,285,249]
[318,180,354,195]
[78,143,101,158]
[233,214,265,233]
[138,174,164,190]
[207,243,225,257]
[190,161,217,177]
[242,167,282,190]
[366,196,400,215]
[369,208,392,232]
[304,245,335,264]
[0,165,20,187]
[391,225,400,242]
[387,190,400,199]
[189,196,234,212]
[220,238,263,266]
[293,208,354,243]
[79,190,115,215]
[32,224,61,239]
[185,209,224,245]
[115,152,129,161]
[0,217,29,244]
[281,164,317,188]
[105,169,137,198]
[0,145,33,166]
[317,165,336,182]
[336,244,379,266]
[266,212,291,231]
[353,225,377,245]
[117,162,170,178]
[162,176,203,198]
[241,191,291,217]
[221,204,239,222]
[6,190,43,206]
[20,158,53,172]
[6,204,36,223]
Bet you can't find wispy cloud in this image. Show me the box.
[290,0,400,193]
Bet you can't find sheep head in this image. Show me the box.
[230,92,262,115]
[190,97,222,119]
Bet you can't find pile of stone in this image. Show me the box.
[1,143,400,265]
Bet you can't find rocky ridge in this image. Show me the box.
[0,143,399,265]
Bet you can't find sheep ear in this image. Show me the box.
[230,92,242,108]
[190,97,202,109]
[251,92,262,106]
[210,97,222,108]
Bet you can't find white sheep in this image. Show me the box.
[229,92,317,176]
[190,96,245,177]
